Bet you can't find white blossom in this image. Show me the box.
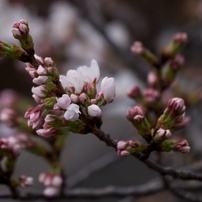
[60,70,84,94]
[56,94,71,109]
[101,77,116,103]
[31,86,47,97]
[64,103,80,121]
[77,59,100,83]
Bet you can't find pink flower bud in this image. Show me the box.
[117,140,128,150]
[174,139,190,153]
[88,104,102,117]
[127,85,141,99]
[70,94,79,103]
[37,65,47,75]
[131,41,144,54]
[36,128,58,138]
[33,76,49,85]
[101,77,116,103]
[156,128,171,138]
[79,93,87,104]
[56,94,71,109]
[32,86,47,98]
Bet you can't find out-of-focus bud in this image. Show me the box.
[174,139,190,153]
[127,85,142,99]
[131,41,159,67]
[39,172,63,197]
[159,139,190,153]
[19,175,33,188]
[161,32,187,59]
[0,108,18,127]
[143,88,160,105]
[147,72,159,89]
[162,54,184,86]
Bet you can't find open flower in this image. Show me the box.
[60,70,84,94]
[101,77,116,103]
[77,59,100,83]
[56,94,71,109]
[64,103,80,121]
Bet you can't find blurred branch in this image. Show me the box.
[0,180,164,200]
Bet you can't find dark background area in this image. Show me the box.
[1,1,202,201]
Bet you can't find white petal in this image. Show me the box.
[101,77,116,103]
[57,94,71,109]
[64,104,80,121]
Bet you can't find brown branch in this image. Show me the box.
[0,180,164,200]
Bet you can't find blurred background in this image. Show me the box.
[1,0,202,201]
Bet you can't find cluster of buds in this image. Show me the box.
[39,171,63,197]
[0,133,33,156]
[117,140,146,157]
[25,55,116,137]
[17,175,33,188]
[160,139,190,153]
[126,106,151,140]
[157,97,189,129]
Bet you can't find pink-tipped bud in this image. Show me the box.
[173,32,188,44]
[70,94,79,103]
[79,93,87,104]
[174,139,190,153]
[12,19,29,39]
[126,106,144,120]
[167,97,186,115]
[156,128,172,138]
[131,41,144,55]
[127,85,141,99]
[117,140,128,150]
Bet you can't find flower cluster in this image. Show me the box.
[39,172,63,197]
[25,56,116,138]
[118,33,190,157]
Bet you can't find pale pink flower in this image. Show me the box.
[77,59,100,83]
[64,103,80,121]
[31,86,47,98]
[101,77,116,103]
[43,187,60,197]
[33,76,49,85]
[88,104,102,117]
[56,94,71,109]
[60,70,84,94]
